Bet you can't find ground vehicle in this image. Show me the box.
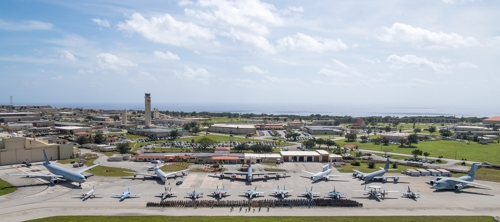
[176,181,183,185]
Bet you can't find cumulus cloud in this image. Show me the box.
[0,19,52,31]
[92,18,110,28]
[95,53,137,71]
[331,59,348,69]
[442,0,476,4]
[243,65,268,74]
[154,51,180,60]
[221,29,276,53]
[263,76,300,83]
[318,69,346,77]
[179,0,193,6]
[61,51,76,61]
[117,13,214,46]
[379,22,477,48]
[276,33,348,52]
[174,66,214,82]
[386,54,447,73]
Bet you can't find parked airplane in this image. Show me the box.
[8,149,99,186]
[219,164,286,182]
[352,158,401,183]
[158,187,176,200]
[430,163,493,191]
[354,185,398,201]
[270,185,293,199]
[402,186,420,200]
[73,186,99,201]
[186,189,203,199]
[240,187,265,199]
[111,186,141,201]
[209,185,231,199]
[299,187,320,199]
[302,159,341,182]
[326,186,346,199]
[133,165,188,183]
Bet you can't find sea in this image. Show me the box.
[46,102,498,118]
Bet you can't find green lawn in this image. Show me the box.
[28,216,495,222]
[337,139,500,164]
[160,163,192,172]
[0,179,17,196]
[87,166,135,177]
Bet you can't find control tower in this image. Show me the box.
[145,93,151,128]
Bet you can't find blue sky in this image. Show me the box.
[1,0,499,109]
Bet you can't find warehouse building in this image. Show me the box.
[0,112,40,123]
[303,126,343,135]
[208,124,256,134]
[280,150,337,162]
[0,136,74,165]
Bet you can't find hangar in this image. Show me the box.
[0,136,74,165]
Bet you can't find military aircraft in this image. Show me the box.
[326,186,346,199]
[73,186,100,201]
[270,185,293,199]
[299,187,320,199]
[157,187,176,200]
[218,164,286,182]
[132,165,188,183]
[8,149,99,187]
[401,186,420,200]
[354,185,398,201]
[302,159,341,182]
[209,185,231,199]
[186,189,203,199]
[111,186,141,201]
[430,163,493,191]
[240,187,265,199]
[352,158,402,183]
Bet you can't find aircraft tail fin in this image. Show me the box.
[328,158,333,169]
[384,158,390,170]
[468,163,480,178]
[42,149,50,165]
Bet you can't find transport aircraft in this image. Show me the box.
[132,165,188,183]
[352,158,402,183]
[430,163,493,191]
[9,149,99,186]
[218,164,286,182]
[354,185,398,201]
[302,159,341,182]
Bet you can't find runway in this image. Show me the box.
[1,162,500,221]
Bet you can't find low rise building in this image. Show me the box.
[303,126,343,135]
[483,116,500,126]
[208,124,256,134]
[0,136,73,165]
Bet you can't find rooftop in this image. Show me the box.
[485,116,500,121]
[280,151,320,156]
[210,124,256,129]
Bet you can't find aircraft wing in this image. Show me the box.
[165,169,189,177]
[8,173,64,178]
[222,171,249,175]
[252,172,277,175]
[128,194,141,198]
[111,194,122,198]
[135,172,158,177]
[373,175,407,179]
[255,192,265,195]
[353,170,365,176]
[302,170,316,175]
[74,164,100,174]
[448,178,494,189]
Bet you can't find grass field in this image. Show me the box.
[87,166,135,177]
[337,139,500,164]
[28,216,496,222]
[160,163,192,172]
[0,179,17,196]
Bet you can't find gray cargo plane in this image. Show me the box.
[133,165,188,183]
[430,163,493,191]
[219,164,286,182]
[302,159,342,182]
[352,158,402,183]
[9,149,99,187]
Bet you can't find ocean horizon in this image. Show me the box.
[40,102,497,118]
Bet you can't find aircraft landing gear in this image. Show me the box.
[79,183,82,187]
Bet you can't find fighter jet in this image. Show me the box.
[219,164,286,182]
[352,158,402,183]
[9,149,99,187]
[73,186,100,201]
[299,187,320,199]
[157,187,176,200]
[401,186,420,200]
[326,186,346,199]
[302,159,342,182]
[186,189,203,199]
[240,187,265,199]
[354,185,398,201]
[270,185,293,199]
[132,165,188,183]
[111,186,141,201]
[209,185,231,199]
[430,163,493,191]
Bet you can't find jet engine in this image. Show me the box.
[84,175,88,179]
[182,172,187,176]
[352,172,358,177]
[393,177,399,182]
[430,180,435,186]
[219,174,224,178]
[264,173,269,179]
[276,174,281,178]
[382,178,387,183]
[50,178,59,185]
[454,184,464,191]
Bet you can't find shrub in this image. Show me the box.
[367,161,375,169]
[351,161,361,166]
[392,162,398,169]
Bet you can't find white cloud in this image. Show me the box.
[154,51,180,60]
[179,0,193,6]
[117,13,214,46]
[263,76,300,83]
[95,53,137,71]
[61,51,76,61]
[92,18,110,28]
[138,71,157,81]
[318,69,346,77]
[276,33,348,52]
[174,66,214,82]
[454,61,478,69]
[442,0,476,4]
[0,19,52,31]
[243,65,268,74]
[359,57,381,64]
[331,59,348,69]
[386,54,447,73]
[49,75,63,80]
[185,0,286,53]
[379,23,477,48]
[287,6,304,12]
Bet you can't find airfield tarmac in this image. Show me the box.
[1,162,500,221]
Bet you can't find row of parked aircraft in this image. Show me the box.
[8,150,493,194]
